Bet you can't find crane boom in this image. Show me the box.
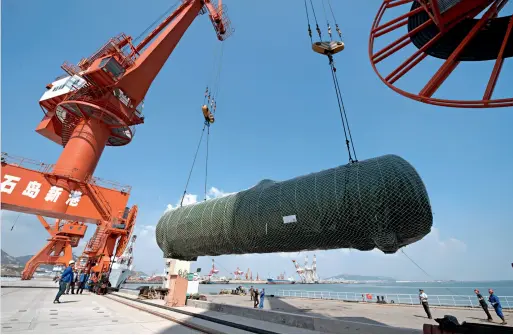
[120,0,230,105]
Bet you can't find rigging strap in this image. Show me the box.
[303,0,313,43]
[308,0,322,40]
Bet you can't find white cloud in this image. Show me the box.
[205,187,235,200]
[165,186,234,212]
[138,225,156,237]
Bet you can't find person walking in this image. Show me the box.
[419,289,432,319]
[474,289,493,321]
[259,288,265,309]
[65,270,77,294]
[488,289,507,325]
[77,271,88,294]
[249,286,254,301]
[253,288,259,308]
[53,260,75,303]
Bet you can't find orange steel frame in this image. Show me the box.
[369,0,513,108]
[1,0,231,279]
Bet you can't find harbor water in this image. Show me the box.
[121,280,513,297]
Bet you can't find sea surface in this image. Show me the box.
[121,280,513,297]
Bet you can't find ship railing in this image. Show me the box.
[275,290,513,310]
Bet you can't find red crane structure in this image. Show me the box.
[1,0,232,280]
[369,0,512,108]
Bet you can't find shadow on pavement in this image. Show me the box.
[268,297,389,326]
[158,323,200,334]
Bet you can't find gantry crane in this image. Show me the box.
[1,0,232,279]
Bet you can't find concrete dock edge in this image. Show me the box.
[185,298,421,333]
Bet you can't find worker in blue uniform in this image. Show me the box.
[488,289,507,325]
[53,260,75,304]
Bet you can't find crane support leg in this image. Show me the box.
[21,236,73,280]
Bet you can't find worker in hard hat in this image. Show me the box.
[53,260,75,304]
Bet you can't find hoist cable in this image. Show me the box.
[180,123,207,207]
[327,0,342,39]
[204,124,211,201]
[321,0,332,41]
[327,0,338,26]
[133,1,180,45]
[332,63,358,162]
[308,0,319,26]
[328,58,357,163]
[303,0,313,43]
[212,43,225,109]
[308,0,322,39]
[207,43,221,92]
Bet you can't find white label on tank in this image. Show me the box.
[283,215,297,224]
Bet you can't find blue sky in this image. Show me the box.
[2,1,512,281]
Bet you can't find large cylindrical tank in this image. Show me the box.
[156,155,433,261]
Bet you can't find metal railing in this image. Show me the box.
[275,290,513,310]
[1,152,132,194]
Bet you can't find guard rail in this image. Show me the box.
[275,290,513,310]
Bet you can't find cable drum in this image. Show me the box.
[156,155,433,261]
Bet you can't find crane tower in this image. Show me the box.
[1,0,232,279]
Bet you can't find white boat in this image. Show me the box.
[109,235,136,289]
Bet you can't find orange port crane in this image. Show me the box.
[1,0,232,279]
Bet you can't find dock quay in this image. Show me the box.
[2,280,511,333]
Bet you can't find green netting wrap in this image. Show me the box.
[156,154,433,261]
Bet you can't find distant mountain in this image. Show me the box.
[1,249,79,270]
[15,255,36,266]
[326,274,396,281]
[1,249,20,266]
[129,270,149,278]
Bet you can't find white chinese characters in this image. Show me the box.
[65,190,83,207]
[22,181,42,199]
[1,174,82,207]
[1,175,21,194]
[45,186,64,203]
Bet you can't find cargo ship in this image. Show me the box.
[109,235,136,289]
[267,272,295,284]
[267,278,295,284]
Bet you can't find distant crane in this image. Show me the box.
[292,254,318,284]
[233,267,244,280]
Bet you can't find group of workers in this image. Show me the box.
[52,260,111,304]
[249,286,265,309]
[419,288,507,325]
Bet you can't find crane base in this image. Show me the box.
[312,41,345,56]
